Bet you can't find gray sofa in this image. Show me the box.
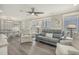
[35,29,63,46]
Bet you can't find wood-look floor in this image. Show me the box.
[8,37,56,55]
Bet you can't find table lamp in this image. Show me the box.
[67,24,76,38]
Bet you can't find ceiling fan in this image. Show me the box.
[21,8,44,16]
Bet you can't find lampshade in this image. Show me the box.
[67,24,76,29]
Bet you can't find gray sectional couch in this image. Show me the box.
[35,29,63,46]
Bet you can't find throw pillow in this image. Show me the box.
[46,33,53,38]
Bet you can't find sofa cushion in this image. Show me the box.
[39,32,46,36]
[48,38,59,43]
[46,33,53,38]
[53,34,61,38]
[37,35,59,42]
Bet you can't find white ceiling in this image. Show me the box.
[0,4,79,20]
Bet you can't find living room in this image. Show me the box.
[0,4,79,55]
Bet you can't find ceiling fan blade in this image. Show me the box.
[32,12,37,16]
[35,12,44,14]
[34,14,38,16]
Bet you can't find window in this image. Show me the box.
[78,17,79,32]
[41,17,53,29]
[64,15,78,32]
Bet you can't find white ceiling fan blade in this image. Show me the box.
[20,7,44,16]
[35,12,44,14]
[34,13,38,16]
